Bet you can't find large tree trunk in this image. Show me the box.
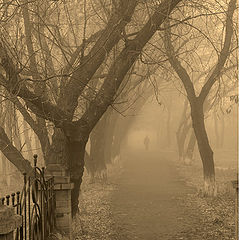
[191,100,215,196]
[67,140,86,217]
[45,128,87,216]
[45,129,69,166]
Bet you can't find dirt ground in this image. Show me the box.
[0,147,235,240]
[109,150,199,240]
[72,148,236,240]
[0,148,235,240]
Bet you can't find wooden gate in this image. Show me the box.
[1,154,56,240]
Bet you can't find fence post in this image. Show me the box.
[232,180,238,240]
[46,164,74,239]
[0,204,22,240]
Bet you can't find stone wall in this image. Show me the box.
[46,164,74,239]
[0,163,74,240]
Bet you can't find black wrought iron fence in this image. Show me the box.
[1,154,56,240]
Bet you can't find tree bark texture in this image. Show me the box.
[190,100,216,195]
[67,140,86,216]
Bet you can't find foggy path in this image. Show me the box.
[110,150,197,240]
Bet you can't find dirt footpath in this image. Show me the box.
[110,150,200,240]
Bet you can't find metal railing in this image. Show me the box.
[1,154,56,240]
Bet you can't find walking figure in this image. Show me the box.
[144,136,150,150]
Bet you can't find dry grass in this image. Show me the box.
[175,150,237,240]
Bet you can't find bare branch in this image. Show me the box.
[199,0,236,102]
[58,1,138,116]
[0,46,71,126]
[75,0,183,134]
[163,19,196,100]
[0,125,33,175]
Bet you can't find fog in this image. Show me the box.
[122,93,238,160]
[0,0,238,239]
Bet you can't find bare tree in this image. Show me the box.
[0,0,182,215]
[163,0,237,195]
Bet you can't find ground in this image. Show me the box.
[72,149,236,240]
[110,150,198,240]
[0,148,236,239]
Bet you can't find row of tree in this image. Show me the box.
[0,0,238,215]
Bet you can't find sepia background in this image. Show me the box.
[0,0,238,239]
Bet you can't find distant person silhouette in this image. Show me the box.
[144,136,150,150]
